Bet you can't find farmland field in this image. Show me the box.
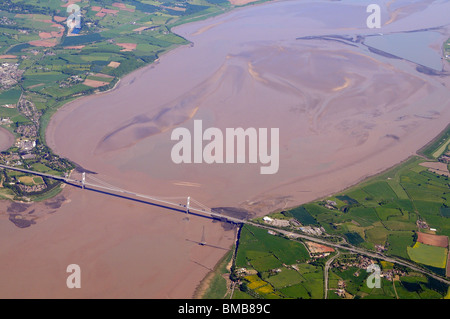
[256,153,450,283]
[234,224,328,299]
[419,124,450,159]
[407,242,448,269]
[0,87,22,106]
[287,206,318,226]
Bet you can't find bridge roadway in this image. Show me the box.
[1,164,449,285]
[0,164,244,223]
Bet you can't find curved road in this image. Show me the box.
[324,249,340,299]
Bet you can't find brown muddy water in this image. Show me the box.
[1,0,450,298]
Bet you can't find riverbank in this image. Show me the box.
[0,126,15,152]
[2,0,450,299]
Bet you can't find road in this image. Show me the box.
[324,249,340,299]
[247,222,450,286]
[1,163,449,286]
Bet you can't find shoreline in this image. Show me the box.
[23,0,450,298]
[190,67,450,298]
[0,126,15,152]
[192,156,427,299]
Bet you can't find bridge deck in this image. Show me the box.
[1,163,448,284]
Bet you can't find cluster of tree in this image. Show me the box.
[0,1,57,15]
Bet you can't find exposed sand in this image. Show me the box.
[1,0,450,298]
[0,127,15,151]
[0,184,236,298]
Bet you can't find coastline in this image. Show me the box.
[0,126,15,152]
[7,0,449,298]
[188,39,450,299]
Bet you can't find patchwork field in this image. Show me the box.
[417,232,448,248]
[407,242,448,269]
[234,225,324,299]
[258,149,450,280]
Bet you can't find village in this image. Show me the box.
[330,255,408,298]
[0,62,24,90]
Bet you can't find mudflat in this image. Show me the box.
[0,127,14,152]
[1,0,450,298]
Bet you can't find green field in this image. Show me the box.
[0,87,22,106]
[286,206,318,226]
[0,0,237,201]
[233,224,327,299]
[235,225,310,270]
[387,232,415,259]
[407,242,448,269]
[419,124,450,159]
[228,142,450,300]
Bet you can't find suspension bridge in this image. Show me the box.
[1,163,450,285]
[0,163,243,224]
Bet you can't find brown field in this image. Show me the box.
[83,79,109,88]
[39,32,54,39]
[93,8,120,18]
[28,39,58,47]
[64,45,85,50]
[417,232,449,248]
[94,73,114,79]
[133,26,149,32]
[419,162,450,177]
[100,8,119,15]
[112,2,135,12]
[305,241,335,254]
[53,16,67,23]
[38,25,63,40]
[163,6,186,12]
[112,2,127,9]
[60,0,81,8]
[116,43,137,52]
[27,83,45,89]
[107,61,121,68]
[0,55,17,59]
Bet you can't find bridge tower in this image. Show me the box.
[200,226,206,246]
[81,172,85,189]
[186,196,190,214]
